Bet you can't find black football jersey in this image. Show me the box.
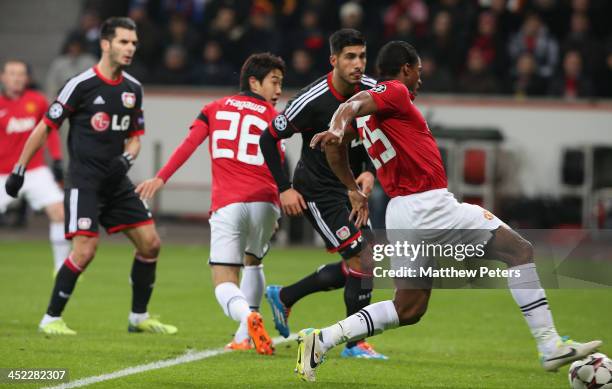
[43,66,145,188]
[269,72,376,197]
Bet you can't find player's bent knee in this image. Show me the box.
[140,235,161,259]
[514,238,534,265]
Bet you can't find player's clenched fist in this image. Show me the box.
[135,177,165,200]
[5,164,25,198]
[280,188,307,216]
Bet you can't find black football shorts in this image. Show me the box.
[64,177,153,239]
[302,191,367,259]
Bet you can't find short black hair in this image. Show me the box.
[100,17,137,41]
[329,28,365,55]
[376,41,419,79]
[239,53,285,92]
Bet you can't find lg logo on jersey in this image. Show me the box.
[90,112,131,132]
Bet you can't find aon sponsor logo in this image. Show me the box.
[6,117,36,134]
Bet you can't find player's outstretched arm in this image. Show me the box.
[135,177,164,200]
[136,120,209,200]
[310,91,378,149]
[5,121,52,197]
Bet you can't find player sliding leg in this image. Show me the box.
[295,224,603,381]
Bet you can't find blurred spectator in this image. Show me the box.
[561,12,602,74]
[548,50,594,99]
[287,9,326,71]
[529,0,566,39]
[470,11,507,78]
[488,0,521,41]
[284,49,317,87]
[45,37,96,97]
[63,10,101,57]
[162,13,201,63]
[239,5,281,64]
[152,45,192,85]
[456,47,500,95]
[387,14,419,46]
[419,53,454,93]
[508,12,559,78]
[190,40,235,86]
[339,2,364,30]
[505,52,547,97]
[205,7,243,68]
[597,45,612,97]
[383,0,428,40]
[423,11,465,73]
[128,3,160,73]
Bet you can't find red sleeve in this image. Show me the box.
[156,118,209,183]
[45,127,63,160]
[366,81,409,116]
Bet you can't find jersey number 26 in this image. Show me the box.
[212,111,267,165]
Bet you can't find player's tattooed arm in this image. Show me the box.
[124,133,141,159]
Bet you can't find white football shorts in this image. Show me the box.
[0,166,63,213]
[385,188,506,271]
[209,201,280,266]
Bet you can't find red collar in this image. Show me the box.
[326,72,361,102]
[94,65,123,86]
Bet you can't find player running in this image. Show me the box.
[5,17,176,335]
[136,53,285,355]
[259,28,386,359]
[1,59,70,272]
[299,40,603,381]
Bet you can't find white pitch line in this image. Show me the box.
[42,335,296,389]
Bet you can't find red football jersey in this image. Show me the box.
[0,90,62,174]
[157,92,282,212]
[357,80,447,197]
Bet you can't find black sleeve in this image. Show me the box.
[349,138,376,176]
[260,129,291,192]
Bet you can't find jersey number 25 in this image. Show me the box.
[212,111,267,165]
[356,115,396,169]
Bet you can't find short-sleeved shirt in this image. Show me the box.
[268,72,376,198]
[192,92,282,212]
[0,90,49,174]
[43,66,145,189]
[357,80,447,197]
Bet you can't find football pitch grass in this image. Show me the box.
[0,241,610,388]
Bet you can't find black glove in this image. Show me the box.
[51,159,63,182]
[5,164,25,198]
[108,152,134,178]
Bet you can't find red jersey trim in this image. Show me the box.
[94,65,124,85]
[128,129,145,137]
[43,116,59,130]
[326,72,362,102]
[65,230,99,239]
[106,219,154,234]
[327,230,362,253]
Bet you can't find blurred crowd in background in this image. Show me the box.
[45,0,612,99]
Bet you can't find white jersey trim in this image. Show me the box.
[57,68,96,105]
[284,79,327,119]
[286,86,329,121]
[122,71,142,86]
[307,201,340,247]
